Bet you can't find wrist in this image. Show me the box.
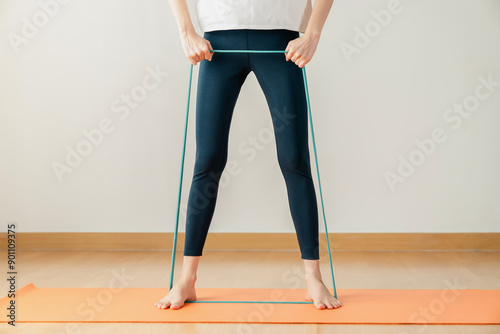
[303,29,321,41]
[178,24,196,37]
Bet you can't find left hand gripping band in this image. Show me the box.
[169,50,338,304]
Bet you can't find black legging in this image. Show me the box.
[183,29,320,260]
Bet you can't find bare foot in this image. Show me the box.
[154,276,197,310]
[305,275,342,310]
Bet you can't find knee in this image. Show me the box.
[278,151,311,176]
[193,150,227,181]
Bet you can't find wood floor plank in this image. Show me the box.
[4,250,500,333]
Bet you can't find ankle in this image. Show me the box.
[180,273,197,284]
[305,273,322,282]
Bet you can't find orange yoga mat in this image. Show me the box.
[1,283,499,324]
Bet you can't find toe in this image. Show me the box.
[315,303,326,310]
[170,303,182,310]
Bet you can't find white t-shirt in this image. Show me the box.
[193,0,313,34]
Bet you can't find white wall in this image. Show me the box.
[1,0,499,233]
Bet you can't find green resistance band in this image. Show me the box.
[169,49,338,304]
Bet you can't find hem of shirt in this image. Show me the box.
[201,24,305,34]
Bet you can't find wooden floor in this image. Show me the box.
[7,250,500,333]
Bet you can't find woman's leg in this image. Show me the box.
[156,30,250,309]
[249,29,319,261]
[248,29,341,309]
[183,30,250,257]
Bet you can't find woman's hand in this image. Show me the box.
[180,30,214,65]
[285,33,320,68]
